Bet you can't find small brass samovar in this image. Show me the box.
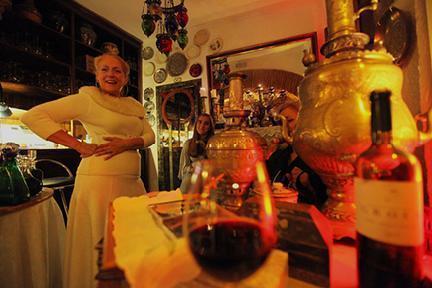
[293,0,431,238]
[207,73,267,210]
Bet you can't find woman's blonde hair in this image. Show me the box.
[189,113,215,158]
[192,113,215,140]
[269,92,300,115]
[94,53,130,77]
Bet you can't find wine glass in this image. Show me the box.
[183,159,277,283]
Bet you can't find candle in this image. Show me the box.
[210,89,218,99]
[200,87,207,97]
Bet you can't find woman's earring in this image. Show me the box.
[121,85,129,96]
[95,81,100,88]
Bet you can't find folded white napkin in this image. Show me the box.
[112,189,201,288]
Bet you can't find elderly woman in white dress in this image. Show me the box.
[21,53,155,288]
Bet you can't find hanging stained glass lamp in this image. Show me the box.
[141,0,189,56]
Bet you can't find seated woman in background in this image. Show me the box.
[266,93,327,209]
[178,113,215,193]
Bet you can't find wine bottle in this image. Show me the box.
[355,90,424,287]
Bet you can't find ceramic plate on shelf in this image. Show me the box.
[142,46,154,60]
[144,101,155,113]
[144,87,154,101]
[189,63,202,77]
[185,44,201,60]
[193,29,210,46]
[166,52,188,76]
[153,68,167,84]
[101,42,119,55]
[146,114,155,126]
[143,62,155,76]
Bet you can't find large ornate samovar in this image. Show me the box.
[293,0,431,238]
[207,72,267,209]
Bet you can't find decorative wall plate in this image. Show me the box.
[155,52,168,64]
[189,63,202,77]
[209,37,223,53]
[374,7,410,65]
[143,62,155,76]
[193,29,210,46]
[153,68,167,83]
[185,44,201,59]
[142,46,154,60]
[144,87,154,101]
[144,101,155,113]
[146,114,155,126]
[166,52,188,76]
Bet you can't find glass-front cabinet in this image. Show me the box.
[0,0,142,111]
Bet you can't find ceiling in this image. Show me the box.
[75,0,290,39]
[185,0,290,24]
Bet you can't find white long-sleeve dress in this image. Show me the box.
[21,86,155,288]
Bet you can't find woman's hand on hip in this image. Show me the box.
[76,142,98,158]
[94,137,128,160]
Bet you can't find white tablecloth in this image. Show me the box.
[0,194,65,288]
[112,195,432,288]
[112,191,288,288]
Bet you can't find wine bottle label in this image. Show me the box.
[354,178,424,246]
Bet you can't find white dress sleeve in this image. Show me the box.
[20,93,90,139]
[140,117,155,147]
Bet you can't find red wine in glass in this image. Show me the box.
[188,219,274,282]
[184,160,277,282]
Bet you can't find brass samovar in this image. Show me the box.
[293,0,432,238]
[207,72,267,210]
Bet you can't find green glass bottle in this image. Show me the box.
[0,144,30,205]
[0,151,14,205]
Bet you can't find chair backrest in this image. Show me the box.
[35,159,73,179]
[35,159,74,223]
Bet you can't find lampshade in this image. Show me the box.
[141,0,189,56]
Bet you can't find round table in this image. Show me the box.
[0,188,65,288]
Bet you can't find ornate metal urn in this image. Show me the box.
[207,72,267,210]
[293,0,430,238]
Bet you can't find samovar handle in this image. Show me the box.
[354,0,378,20]
[270,112,292,145]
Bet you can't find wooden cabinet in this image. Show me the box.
[0,0,142,110]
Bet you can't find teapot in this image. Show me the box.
[278,0,432,239]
